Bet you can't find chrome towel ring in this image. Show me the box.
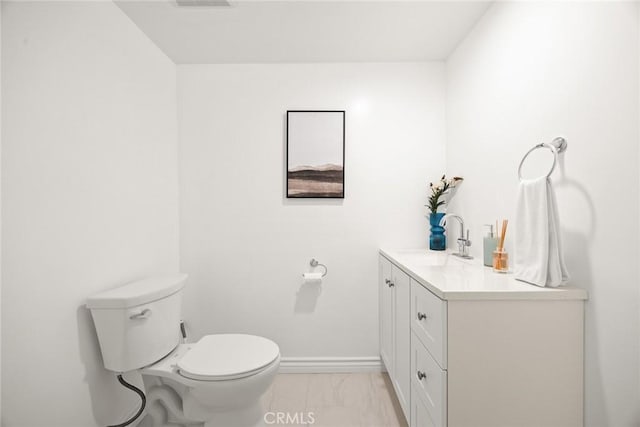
[518,137,567,181]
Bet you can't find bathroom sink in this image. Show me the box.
[387,249,471,268]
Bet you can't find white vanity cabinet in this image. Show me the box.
[379,250,588,427]
[379,256,411,419]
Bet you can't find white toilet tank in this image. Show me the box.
[86,274,188,373]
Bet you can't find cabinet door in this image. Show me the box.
[393,266,411,419]
[379,256,393,373]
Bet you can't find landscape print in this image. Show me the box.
[287,111,345,198]
[288,163,344,197]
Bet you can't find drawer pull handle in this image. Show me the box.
[386,279,394,287]
[417,312,427,321]
[416,371,427,381]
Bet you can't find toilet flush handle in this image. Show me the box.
[130,308,152,320]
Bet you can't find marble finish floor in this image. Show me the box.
[261,373,407,427]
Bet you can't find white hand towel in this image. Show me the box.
[514,177,569,287]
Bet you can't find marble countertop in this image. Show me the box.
[380,248,588,301]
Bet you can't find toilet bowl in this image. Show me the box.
[142,334,280,427]
[86,275,280,427]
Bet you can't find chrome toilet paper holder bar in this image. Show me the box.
[310,258,328,277]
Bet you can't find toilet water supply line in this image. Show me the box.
[106,321,188,427]
[107,375,146,427]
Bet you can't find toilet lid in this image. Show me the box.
[178,334,280,381]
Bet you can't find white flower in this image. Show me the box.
[449,177,464,187]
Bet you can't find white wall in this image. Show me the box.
[0,1,3,422]
[178,63,445,358]
[2,2,179,426]
[446,2,639,426]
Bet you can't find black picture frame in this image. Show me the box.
[286,110,345,199]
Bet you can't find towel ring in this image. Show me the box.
[517,137,567,181]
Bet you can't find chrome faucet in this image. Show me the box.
[439,214,473,259]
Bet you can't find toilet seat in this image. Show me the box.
[177,334,280,381]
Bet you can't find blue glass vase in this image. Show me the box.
[429,212,446,251]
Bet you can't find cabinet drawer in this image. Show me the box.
[411,385,436,427]
[411,332,447,427]
[411,280,447,368]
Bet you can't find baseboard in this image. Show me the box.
[279,356,385,373]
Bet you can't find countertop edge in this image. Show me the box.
[379,248,589,301]
[379,249,446,299]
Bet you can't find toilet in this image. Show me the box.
[86,274,280,427]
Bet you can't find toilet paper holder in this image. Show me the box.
[309,258,328,277]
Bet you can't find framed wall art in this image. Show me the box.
[286,110,345,198]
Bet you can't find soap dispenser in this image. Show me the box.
[483,224,498,267]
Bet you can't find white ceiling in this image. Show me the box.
[116,1,491,64]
